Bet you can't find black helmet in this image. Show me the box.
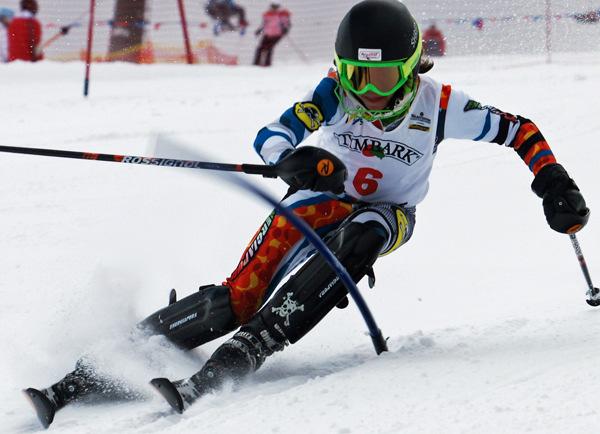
[334,0,422,121]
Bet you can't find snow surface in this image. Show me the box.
[1,53,599,433]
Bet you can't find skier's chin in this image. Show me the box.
[359,93,392,111]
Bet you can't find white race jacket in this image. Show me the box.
[253,73,556,207]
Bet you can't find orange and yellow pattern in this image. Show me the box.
[225,199,353,324]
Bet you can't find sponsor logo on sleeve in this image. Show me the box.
[464,100,518,122]
[463,100,483,112]
[294,102,324,132]
[486,106,518,122]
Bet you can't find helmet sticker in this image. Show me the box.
[411,23,419,48]
[358,48,382,61]
[293,102,324,131]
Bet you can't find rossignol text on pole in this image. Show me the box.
[569,233,600,306]
[0,144,278,178]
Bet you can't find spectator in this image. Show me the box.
[0,7,14,62]
[472,17,484,31]
[574,10,600,24]
[205,0,248,36]
[422,23,445,57]
[8,0,43,62]
[254,2,291,66]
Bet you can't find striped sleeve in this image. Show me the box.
[253,74,344,165]
[440,85,557,175]
[509,116,557,175]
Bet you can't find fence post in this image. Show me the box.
[84,0,96,97]
[177,0,194,64]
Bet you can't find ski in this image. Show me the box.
[23,388,57,429]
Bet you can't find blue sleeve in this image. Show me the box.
[253,76,343,164]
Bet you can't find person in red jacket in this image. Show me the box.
[422,23,445,57]
[8,0,43,62]
[253,2,291,66]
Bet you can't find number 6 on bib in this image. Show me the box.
[353,167,383,196]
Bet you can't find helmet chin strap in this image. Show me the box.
[388,74,419,110]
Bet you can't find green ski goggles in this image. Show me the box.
[335,38,422,97]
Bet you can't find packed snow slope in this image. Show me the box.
[1,53,599,434]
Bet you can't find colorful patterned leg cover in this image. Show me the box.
[225,191,354,324]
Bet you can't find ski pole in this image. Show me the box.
[0,144,278,178]
[568,233,600,306]
[40,26,73,51]
[39,10,88,52]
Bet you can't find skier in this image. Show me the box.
[253,2,291,67]
[205,0,248,36]
[24,0,590,426]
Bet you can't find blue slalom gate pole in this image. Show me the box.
[157,138,388,355]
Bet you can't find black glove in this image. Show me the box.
[531,163,590,233]
[274,146,347,194]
